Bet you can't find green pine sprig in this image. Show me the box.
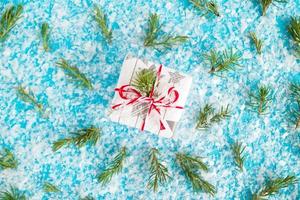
[79,196,95,200]
[259,0,287,16]
[249,32,263,55]
[204,49,241,74]
[147,148,171,192]
[56,59,93,90]
[94,6,112,43]
[0,4,23,42]
[144,13,188,49]
[16,85,44,114]
[131,68,156,97]
[0,148,18,170]
[287,17,300,57]
[97,147,127,186]
[41,22,50,52]
[189,0,220,17]
[52,126,100,151]
[43,182,61,193]
[196,104,231,129]
[289,83,300,129]
[247,85,272,115]
[252,175,298,200]
[231,142,246,172]
[0,186,26,200]
[176,153,216,196]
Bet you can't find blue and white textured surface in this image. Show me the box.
[0,0,299,199]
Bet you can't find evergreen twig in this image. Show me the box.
[144,13,188,49]
[147,148,171,192]
[247,85,272,115]
[0,186,26,200]
[16,85,44,114]
[231,142,246,172]
[43,182,61,193]
[249,32,263,55]
[131,68,156,97]
[0,148,18,170]
[80,197,95,200]
[97,147,127,186]
[94,6,112,43]
[289,83,300,129]
[189,0,220,17]
[176,153,216,195]
[52,126,101,151]
[56,59,93,90]
[287,17,300,57]
[0,5,23,42]
[252,175,298,200]
[259,0,287,16]
[41,22,50,51]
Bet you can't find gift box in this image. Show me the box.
[109,55,192,138]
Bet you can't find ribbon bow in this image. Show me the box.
[112,65,183,132]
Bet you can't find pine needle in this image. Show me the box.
[147,148,171,192]
[131,68,156,97]
[16,85,44,114]
[144,13,188,49]
[259,0,287,16]
[249,32,263,55]
[0,4,23,42]
[189,0,220,17]
[0,186,26,200]
[289,83,300,129]
[94,6,112,43]
[204,49,241,74]
[247,85,272,115]
[252,175,298,200]
[43,182,61,193]
[196,104,230,129]
[56,59,93,90]
[287,17,300,57]
[41,22,50,51]
[0,148,18,170]
[52,126,101,151]
[97,147,127,186]
[176,153,215,195]
[231,142,246,172]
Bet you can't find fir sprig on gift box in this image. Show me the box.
[0,5,23,42]
[247,85,272,115]
[41,22,50,52]
[196,104,231,129]
[204,49,241,75]
[52,126,100,151]
[94,6,112,43]
[144,13,188,49]
[97,147,127,186]
[258,0,287,16]
[0,186,26,200]
[231,142,246,172]
[289,83,300,129]
[176,153,216,195]
[287,17,300,57]
[249,32,263,55]
[252,175,298,200]
[147,148,171,192]
[56,59,93,90]
[0,148,18,170]
[131,68,156,97]
[189,0,220,17]
[43,182,61,193]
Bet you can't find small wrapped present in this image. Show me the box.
[109,55,192,138]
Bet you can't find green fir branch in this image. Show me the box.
[0,186,26,200]
[52,126,101,151]
[147,148,171,192]
[131,68,156,97]
[289,83,300,129]
[0,4,23,42]
[94,6,112,43]
[41,22,50,51]
[79,196,95,200]
[144,13,188,49]
[0,148,18,170]
[97,147,127,186]
[56,59,93,90]
[16,85,44,114]
[231,142,246,172]
[210,105,231,123]
[176,153,215,195]
[43,182,61,193]
[189,0,220,17]
[249,32,263,55]
[204,49,241,74]
[287,17,300,57]
[259,0,287,16]
[247,85,272,115]
[252,175,298,200]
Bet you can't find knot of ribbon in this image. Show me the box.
[112,65,183,131]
